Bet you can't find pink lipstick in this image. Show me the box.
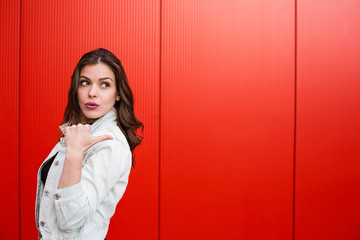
[85,102,99,110]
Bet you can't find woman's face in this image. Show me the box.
[77,62,119,124]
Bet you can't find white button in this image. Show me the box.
[54,194,61,200]
[40,221,45,227]
[54,161,59,166]
[44,190,49,196]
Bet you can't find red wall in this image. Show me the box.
[0,0,359,239]
[295,1,360,239]
[160,1,295,239]
[0,0,20,239]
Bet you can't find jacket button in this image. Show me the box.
[54,193,61,200]
[54,161,59,166]
[40,221,45,227]
[44,190,49,196]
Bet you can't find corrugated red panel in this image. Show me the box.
[20,0,160,239]
[295,1,360,239]
[160,0,295,239]
[0,0,20,239]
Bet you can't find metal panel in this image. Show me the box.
[295,1,360,239]
[160,0,295,239]
[20,0,160,239]
[0,0,20,239]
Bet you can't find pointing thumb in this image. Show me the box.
[93,134,113,144]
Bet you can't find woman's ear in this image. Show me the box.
[116,94,120,101]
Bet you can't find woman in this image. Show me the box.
[35,48,143,239]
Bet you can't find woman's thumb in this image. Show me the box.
[93,134,113,144]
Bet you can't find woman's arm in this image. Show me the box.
[54,140,130,232]
[55,124,122,232]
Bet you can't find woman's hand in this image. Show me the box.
[58,124,113,189]
[64,124,113,155]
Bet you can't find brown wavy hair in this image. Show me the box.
[62,48,143,167]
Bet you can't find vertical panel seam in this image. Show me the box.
[158,0,162,239]
[18,0,22,238]
[292,0,297,239]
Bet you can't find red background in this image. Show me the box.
[1,0,359,239]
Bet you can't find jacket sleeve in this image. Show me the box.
[53,139,131,232]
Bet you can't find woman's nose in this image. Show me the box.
[89,85,97,97]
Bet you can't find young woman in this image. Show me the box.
[35,48,143,239]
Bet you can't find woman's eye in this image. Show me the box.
[80,80,89,86]
[100,82,110,88]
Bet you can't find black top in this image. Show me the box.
[41,153,58,185]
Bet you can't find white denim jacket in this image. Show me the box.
[35,108,132,240]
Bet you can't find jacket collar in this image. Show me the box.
[59,108,118,135]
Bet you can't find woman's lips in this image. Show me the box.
[85,102,99,110]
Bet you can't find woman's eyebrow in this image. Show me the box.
[79,75,90,79]
[79,76,113,81]
[99,77,113,81]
